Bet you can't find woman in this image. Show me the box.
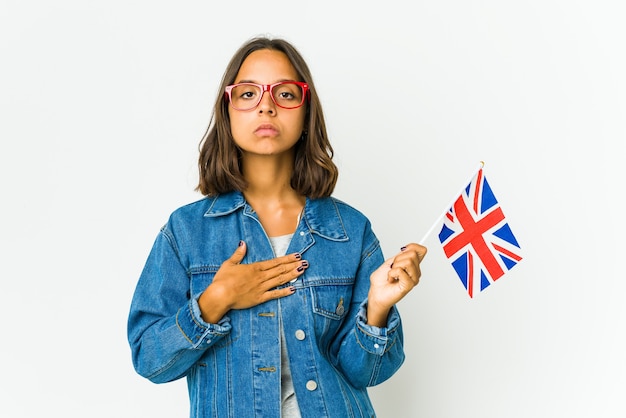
[128,36,427,418]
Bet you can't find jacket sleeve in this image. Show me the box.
[331,225,406,389]
[127,225,232,384]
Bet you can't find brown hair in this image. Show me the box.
[196,36,338,198]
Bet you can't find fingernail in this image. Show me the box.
[294,253,302,260]
[289,287,296,293]
[400,246,407,251]
[390,263,394,268]
[297,266,304,272]
[239,240,244,247]
[301,261,309,268]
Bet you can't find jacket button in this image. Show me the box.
[295,330,306,340]
[306,380,317,391]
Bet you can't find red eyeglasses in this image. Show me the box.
[224,81,309,111]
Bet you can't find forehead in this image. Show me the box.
[235,49,298,83]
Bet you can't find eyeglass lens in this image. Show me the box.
[230,82,304,110]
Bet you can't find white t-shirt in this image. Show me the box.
[268,234,302,418]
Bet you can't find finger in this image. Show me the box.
[401,243,427,262]
[388,258,420,284]
[387,263,405,282]
[389,264,420,289]
[402,264,421,285]
[400,257,422,282]
[392,244,427,274]
[228,240,247,265]
[269,260,309,287]
[260,286,297,303]
[257,252,303,272]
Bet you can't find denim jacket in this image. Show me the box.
[127,192,405,418]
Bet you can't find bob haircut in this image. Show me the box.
[196,36,339,198]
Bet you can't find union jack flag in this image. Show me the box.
[438,167,522,298]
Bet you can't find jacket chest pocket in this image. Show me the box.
[309,280,354,346]
[189,265,219,297]
[311,283,352,320]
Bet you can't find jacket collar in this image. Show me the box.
[203,191,348,241]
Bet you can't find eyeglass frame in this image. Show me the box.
[224,81,310,111]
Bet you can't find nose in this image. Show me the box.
[257,89,275,114]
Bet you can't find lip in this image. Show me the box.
[254,123,279,136]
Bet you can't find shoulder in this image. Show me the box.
[318,196,373,228]
[329,196,370,221]
[158,194,242,251]
[323,196,382,260]
[168,196,214,222]
[167,192,244,224]
[306,196,375,241]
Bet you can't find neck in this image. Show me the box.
[241,151,296,200]
[240,152,305,236]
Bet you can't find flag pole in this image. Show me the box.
[418,161,485,245]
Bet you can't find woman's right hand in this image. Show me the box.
[197,241,308,323]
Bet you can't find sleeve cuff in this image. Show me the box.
[175,296,232,349]
[355,300,401,355]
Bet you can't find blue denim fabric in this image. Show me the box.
[128,192,405,418]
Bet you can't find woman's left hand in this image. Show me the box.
[366,243,427,326]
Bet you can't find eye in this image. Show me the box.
[233,84,260,101]
[273,83,302,102]
[278,91,295,100]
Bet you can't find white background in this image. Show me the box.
[1,1,624,417]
